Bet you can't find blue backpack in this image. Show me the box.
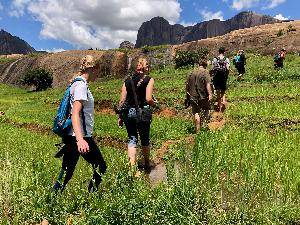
[52,77,85,137]
[233,55,241,65]
[274,52,280,62]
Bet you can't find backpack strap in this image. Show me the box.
[70,77,88,136]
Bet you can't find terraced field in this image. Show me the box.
[0,54,300,224]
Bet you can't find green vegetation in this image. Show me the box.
[20,68,53,91]
[0,54,300,224]
[287,24,297,33]
[174,47,209,68]
[141,44,171,53]
[0,57,19,63]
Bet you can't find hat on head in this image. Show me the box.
[281,48,286,51]
[80,55,96,71]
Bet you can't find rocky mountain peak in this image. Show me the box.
[0,29,35,55]
[135,11,280,47]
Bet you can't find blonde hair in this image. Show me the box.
[136,57,149,73]
[69,55,96,83]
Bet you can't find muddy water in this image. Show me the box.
[145,162,168,186]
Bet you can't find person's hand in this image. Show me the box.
[77,139,89,154]
[118,118,123,128]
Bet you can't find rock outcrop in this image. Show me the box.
[0,29,35,54]
[135,11,279,47]
[0,50,127,87]
[119,41,135,49]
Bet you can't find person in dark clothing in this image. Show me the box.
[211,47,230,112]
[274,48,286,69]
[234,50,246,80]
[118,57,155,170]
[53,55,107,193]
[185,60,212,132]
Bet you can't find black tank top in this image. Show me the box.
[125,72,151,107]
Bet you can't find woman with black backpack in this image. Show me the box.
[117,57,155,173]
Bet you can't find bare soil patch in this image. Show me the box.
[156,107,177,118]
[208,112,226,130]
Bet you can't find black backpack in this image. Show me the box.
[213,56,228,73]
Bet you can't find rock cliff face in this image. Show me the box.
[135,11,279,47]
[0,50,128,87]
[0,29,35,54]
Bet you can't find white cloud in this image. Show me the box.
[231,0,259,10]
[0,2,3,10]
[39,48,66,53]
[265,0,286,9]
[179,21,196,27]
[9,0,181,49]
[274,14,289,20]
[230,0,286,10]
[200,9,224,21]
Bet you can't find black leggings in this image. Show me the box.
[54,136,107,192]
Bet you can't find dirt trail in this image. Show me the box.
[208,112,226,130]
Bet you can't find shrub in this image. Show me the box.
[174,48,209,68]
[287,25,297,32]
[20,68,53,91]
[276,29,285,37]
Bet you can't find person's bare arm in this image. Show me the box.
[119,83,127,107]
[72,100,89,154]
[206,83,213,102]
[118,83,127,127]
[146,78,155,106]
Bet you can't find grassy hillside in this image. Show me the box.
[0,54,300,224]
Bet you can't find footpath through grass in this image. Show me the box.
[0,54,300,224]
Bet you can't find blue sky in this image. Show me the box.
[0,0,298,51]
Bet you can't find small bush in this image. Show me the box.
[141,45,170,53]
[287,25,297,32]
[174,48,209,68]
[20,68,53,91]
[276,29,285,37]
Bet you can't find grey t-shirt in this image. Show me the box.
[68,76,94,137]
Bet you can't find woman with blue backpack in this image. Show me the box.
[52,55,107,192]
[117,57,155,174]
[233,49,246,80]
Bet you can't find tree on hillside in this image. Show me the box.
[20,68,53,91]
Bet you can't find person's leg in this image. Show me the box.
[124,119,138,166]
[138,122,151,168]
[191,101,201,132]
[194,112,201,132]
[82,137,107,192]
[216,90,223,112]
[53,136,80,192]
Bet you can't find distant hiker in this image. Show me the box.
[211,47,230,112]
[185,59,213,132]
[117,57,155,172]
[233,49,246,80]
[53,55,107,192]
[274,48,286,69]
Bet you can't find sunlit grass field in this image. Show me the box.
[0,54,300,224]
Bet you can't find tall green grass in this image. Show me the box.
[0,54,300,224]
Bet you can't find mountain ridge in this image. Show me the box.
[135,11,281,47]
[0,29,35,55]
